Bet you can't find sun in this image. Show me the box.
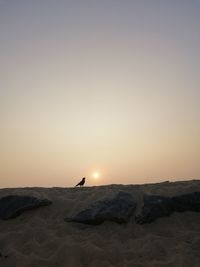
[93,172,100,180]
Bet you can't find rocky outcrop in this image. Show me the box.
[0,195,52,220]
[65,191,137,225]
[136,192,200,224]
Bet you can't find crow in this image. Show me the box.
[75,177,86,187]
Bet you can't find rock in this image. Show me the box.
[0,195,52,220]
[65,191,137,225]
[172,192,200,212]
[135,195,173,224]
[136,192,200,224]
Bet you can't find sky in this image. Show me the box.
[0,0,200,187]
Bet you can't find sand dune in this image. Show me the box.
[0,180,200,267]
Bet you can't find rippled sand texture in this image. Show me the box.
[0,180,200,267]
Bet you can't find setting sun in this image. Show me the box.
[93,172,100,180]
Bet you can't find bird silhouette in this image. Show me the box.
[75,177,86,187]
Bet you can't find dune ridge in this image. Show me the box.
[0,180,200,267]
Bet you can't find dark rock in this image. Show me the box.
[136,192,200,224]
[65,191,137,225]
[135,195,173,224]
[172,192,200,212]
[0,195,52,220]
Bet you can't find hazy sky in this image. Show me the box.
[0,1,200,187]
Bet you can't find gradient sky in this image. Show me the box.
[0,0,200,187]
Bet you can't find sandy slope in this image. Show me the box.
[0,180,200,267]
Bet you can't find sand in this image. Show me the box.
[0,180,200,267]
